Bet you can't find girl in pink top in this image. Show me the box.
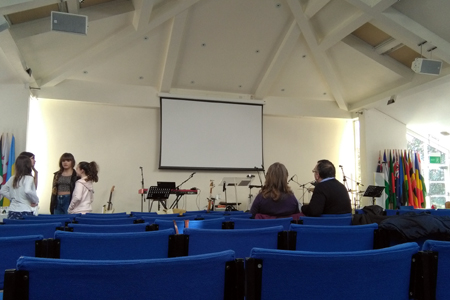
[68,161,99,214]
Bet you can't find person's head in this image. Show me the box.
[76,161,99,182]
[58,153,76,172]
[313,159,336,182]
[12,155,33,188]
[261,162,292,200]
[19,151,35,167]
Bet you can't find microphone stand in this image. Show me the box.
[340,165,364,210]
[172,173,196,209]
[140,167,145,212]
[291,179,314,205]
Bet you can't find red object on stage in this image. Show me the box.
[138,189,197,195]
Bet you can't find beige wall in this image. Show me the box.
[28,99,356,214]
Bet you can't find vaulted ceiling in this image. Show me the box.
[1,0,450,148]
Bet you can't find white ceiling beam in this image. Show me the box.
[132,0,154,33]
[319,0,397,51]
[159,9,188,93]
[66,0,79,14]
[0,30,37,86]
[0,0,60,15]
[342,35,413,79]
[304,0,331,18]
[148,0,200,30]
[348,67,450,111]
[40,0,201,87]
[254,20,301,99]
[287,0,348,110]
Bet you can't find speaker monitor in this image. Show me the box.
[411,58,442,76]
[51,11,88,35]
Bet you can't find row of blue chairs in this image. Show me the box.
[7,241,450,299]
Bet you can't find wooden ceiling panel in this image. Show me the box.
[388,45,422,67]
[352,23,391,47]
[80,0,115,8]
[7,4,59,25]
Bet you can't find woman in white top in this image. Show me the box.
[68,161,99,214]
[0,155,39,219]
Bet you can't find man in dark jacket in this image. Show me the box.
[301,159,352,217]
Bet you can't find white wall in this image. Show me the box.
[359,108,407,207]
[28,99,356,214]
[0,83,30,152]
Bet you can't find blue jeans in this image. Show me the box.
[54,194,71,214]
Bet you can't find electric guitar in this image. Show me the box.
[207,180,215,212]
[103,185,115,214]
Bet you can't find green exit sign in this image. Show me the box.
[430,153,441,164]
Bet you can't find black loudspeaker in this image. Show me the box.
[51,11,88,35]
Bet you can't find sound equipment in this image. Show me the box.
[411,58,442,76]
[51,11,88,35]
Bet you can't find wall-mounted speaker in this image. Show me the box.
[51,11,88,35]
[411,58,442,76]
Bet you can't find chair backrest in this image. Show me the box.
[184,226,283,258]
[2,218,69,226]
[298,215,352,226]
[320,213,352,217]
[84,212,128,217]
[6,250,237,300]
[0,222,61,239]
[428,209,450,216]
[154,218,226,234]
[422,239,450,299]
[23,214,79,220]
[223,213,252,219]
[67,222,150,233]
[74,217,138,225]
[0,235,43,289]
[290,223,378,251]
[229,217,293,231]
[54,229,174,259]
[247,242,419,300]
[385,209,398,216]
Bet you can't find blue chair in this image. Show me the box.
[198,214,233,220]
[247,242,419,300]
[53,229,175,259]
[385,209,398,216]
[74,217,138,225]
[290,223,378,251]
[229,217,293,231]
[184,226,283,258]
[428,209,450,216]
[320,213,352,217]
[23,214,79,220]
[84,212,128,217]
[154,218,225,234]
[0,235,43,289]
[130,211,158,217]
[2,218,70,226]
[4,250,239,300]
[421,240,450,299]
[298,215,352,226]
[0,222,62,239]
[67,222,150,233]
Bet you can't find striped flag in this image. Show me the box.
[6,135,15,181]
[383,150,390,209]
[417,153,427,208]
[1,133,8,185]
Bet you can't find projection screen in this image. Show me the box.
[159,96,264,170]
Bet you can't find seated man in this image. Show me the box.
[301,159,351,217]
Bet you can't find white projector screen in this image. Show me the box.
[160,97,264,170]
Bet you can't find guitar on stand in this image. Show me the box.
[103,185,115,214]
[207,180,215,212]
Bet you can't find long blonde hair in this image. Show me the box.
[261,162,292,201]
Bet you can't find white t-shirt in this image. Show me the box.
[0,175,39,212]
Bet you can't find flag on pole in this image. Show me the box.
[409,152,418,208]
[0,134,3,205]
[405,151,414,207]
[376,150,383,173]
[383,150,390,209]
[1,133,8,185]
[417,153,427,208]
[402,151,409,206]
[397,150,404,206]
[6,134,15,181]
[415,152,424,208]
[389,150,397,208]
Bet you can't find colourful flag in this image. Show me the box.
[0,134,3,204]
[417,153,427,208]
[376,150,383,173]
[383,150,390,209]
[389,150,397,208]
[404,151,414,207]
[409,152,418,208]
[415,152,424,208]
[1,133,8,185]
[397,151,404,206]
[7,135,15,181]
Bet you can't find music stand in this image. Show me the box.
[363,185,385,206]
[218,177,252,211]
[146,186,171,211]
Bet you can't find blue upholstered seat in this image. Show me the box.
[229,217,293,230]
[154,217,225,234]
[290,223,378,251]
[0,235,43,289]
[422,240,450,299]
[184,226,283,258]
[54,229,175,259]
[73,216,137,225]
[84,212,128,217]
[247,242,419,300]
[2,218,69,226]
[5,250,237,300]
[0,222,61,239]
[298,215,352,226]
[67,222,150,233]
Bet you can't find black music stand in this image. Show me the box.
[146,186,170,211]
[363,185,385,206]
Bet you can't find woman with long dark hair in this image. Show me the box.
[0,155,39,219]
[68,161,99,214]
[50,153,79,214]
[250,162,299,218]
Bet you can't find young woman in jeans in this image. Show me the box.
[50,153,79,214]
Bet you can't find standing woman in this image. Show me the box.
[50,153,78,214]
[19,152,38,188]
[68,161,99,214]
[0,155,39,219]
[250,162,299,218]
